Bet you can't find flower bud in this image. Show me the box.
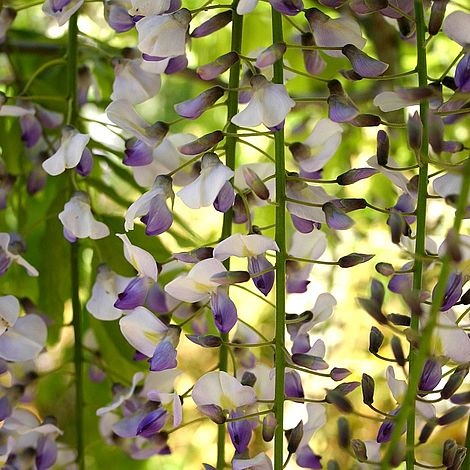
[337,417,350,448]
[391,335,406,366]
[350,114,381,127]
[210,270,251,285]
[240,371,256,387]
[369,326,384,353]
[443,439,458,467]
[325,389,353,413]
[327,79,359,123]
[375,262,395,276]
[197,404,226,423]
[361,373,375,405]
[292,353,328,370]
[197,52,239,81]
[186,334,222,348]
[387,313,411,326]
[451,391,470,404]
[419,421,436,444]
[165,55,188,74]
[419,358,442,393]
[351,439,368,462]
[336,168,377,185]
[330,367,351,381]
[243,167,270,200]
[322,202,355,230]
[270,0,304,16]
[428,0,449,35]
[301,32,326,76]
[407,111,422,151]
[441,366,469,399]
[359,297,388,324]
[255,42,286,68]
[334,381,360,395]
[286,420,303,453]
[437,406,469,426]
[330,198,367,212]
[191,10,232,38]
[376,129,389,166]
[340,68,363,81]
[342,44,389,78]
[262,412,277,442]
[175,86,225,120]
[338,253,374,268]
[178,131,224,155]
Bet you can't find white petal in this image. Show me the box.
[373,91,410,112]
[259,83,295,128]
[236,0,258,14]
[438,311,470,363]
[129,0,171,16]
[309,338,325,357]
[0,315,47,362]
[442,11,470,48]
[0,295,20,336]
[14,256,39,277]
[119,307,168,357]
[289,229,327,260]
[367,156,409,191]
[231,97,264,127]
[117,234,158,280]
[300,403,326,446]
[42,0,84,26]
[416,402,436,420]
[141,369,182,396]
[233,453,273,470]
[214,234,279,260]
[125,188,160,231]
[386,366,406,403]
[0,105,35,117]
[310,293,336,324]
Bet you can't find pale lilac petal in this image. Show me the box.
[236,0,258,14]
[117,233,158,280]
[213,233,279,260]
[438,311,470,363]
[233,453,273,470]
[442,11,470,48]
[149,340,177,371]
[210,288,237,333]
[0,295,20,336]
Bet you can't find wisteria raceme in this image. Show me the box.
[0,0,469,468]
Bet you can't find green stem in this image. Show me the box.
[217,4,243,468]
[272,8,286,470]
[67,13,84,470]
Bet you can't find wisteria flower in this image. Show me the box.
[42,126,90,176]
[177,153,234,209]
[192,371,257,413]
[125,175,174,236]
[233,453,273,470]
[42,0,84,26]
[442,11,470,48]
[111,58,161,105]
[104,0,134,32]
[135,9,191,58]
[214,233,279,295]
[129,0,172,16]
[86,264,133,320]
[0,233,38,277]
[0,295,47,362]
[58,192,110,242]
[165,258,237,332]
[437,311,470,364]
[231,74,295,130]
[296,404,327,468]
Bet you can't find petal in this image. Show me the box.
[0,295,20,335]
[442,11,470,48]
[214,233,278,260]
[149,340,178,371]
[0,314,47,362]
[438,311,470,363]
[210,288,238,333]
[117,233,158,280]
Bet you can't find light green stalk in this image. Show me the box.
[271,8,286,470]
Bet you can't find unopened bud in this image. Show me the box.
[330,367,351,381]
[450,391,470,404]
[198,404,226,423]
[330,198,367,212]
[322,202,355,230]
[336,168,377,185]
[361,373,375,405]
[450,447,467,469]
[350,114,382,127]
[407,111,422,151]
[256,42,286,68]
[327,79,359,123]
[186,334,222,348]
[292,353,328,370]
[210,270,251,285]
[351,439,368,462]
[301,32,326,76]
[325,389,353,413]
[437,405,469,426]
[289,142,311,163]
[178,131,224,155]
[338,253,374,268]
[391,336,406,366]
[197,52,239,81]
[375,262,395,276]
[334,381,360,395]
[377,130,389,166]
[443,440,458,467]
[429,0,449,35]
[286,420,303,454]
[369,326,384,353]
[337,417,350,448]
[419,420,437,444]
[441,366,469,399]
[175,87,225,120]
[387,313,411,326]
[243,167,270,200]
[240,371,256,387]
[262,412,277,442]
[191,10,232,38]
[358,298,388,325]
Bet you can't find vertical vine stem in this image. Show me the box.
[67,13,84,470]
[405,0,429,467]
[219,4,243,468]
[272,9,286,470]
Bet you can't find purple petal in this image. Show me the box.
[285,370,304,398]
[268,0,304,15]
[296,445,322,469]
[35,436,57,470]
[213,180,235,213]
[165,55,188,74]
[291,214,316,233]
[328,95,359,123]
[0,396,12,420]
[178,131,224,156]
[191,11,232,38]
[63,227,77,243]
[342,44,388,77]
[115,277,152,310]
[388,269,413,294]
[455,54,470,93]
[51,0,72,12]
[292,333,311,354]
[197,52,239,81]
[137,408,168,437]
[377,408,405,443]
[149,340,177,371]
[76,147,93,177]
[124,139,153,166]
[210,288,237,333]
[419,358,442,393]
[105,2,134,32]
[228,412,252,454]
[322,202,354,230]
[141,195,173,236]
[337,168,378,185]
[248,255,274,296]
[20,114,42,148]
[146,283,169,314]
[437,272,463,311]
